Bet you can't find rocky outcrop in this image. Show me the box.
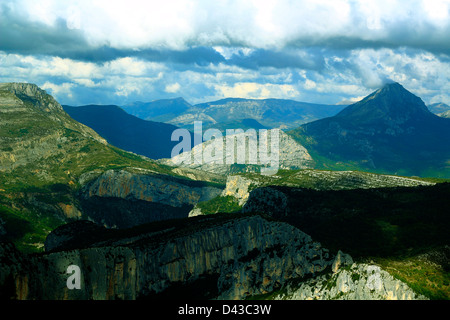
[0,215,333,300]
[221,175,260,206]
[0,83,107,172]
[218,170,434,215]
[78,169,223,228]
[162,130,313,175]
[331,250,354,273]
[81,169,222,207]
[275,262,428,300]
[285,170,435,190]
[242,187,289,216]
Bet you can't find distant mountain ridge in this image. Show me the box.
[438,110,450,118]
[428,102,450,115]
[0,82,222,251]
[289,82,450,177]
[122,97,192,123]
[63,104,188,160]
[123,97,346,130]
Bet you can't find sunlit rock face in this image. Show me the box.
[0,215,333,300]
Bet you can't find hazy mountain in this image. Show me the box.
[203,118,269,133]
[175,98,346,130]
[289,82,450,178]
[122,97,345,130]
[63,104,186,160]
[161,130,314,175]
[437,110,450,118]
[0,83,221,251]
[1,82,448,300]
[428,102,450,115]
[122,97,192,122]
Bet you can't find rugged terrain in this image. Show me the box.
[1,214,334,300]
[1,82,448,300]
[273,258,428,300]
[290,83,450,178]
[0,83,224,251]
[123,97,345,130]
[188,169,436,216]
[161,130,314,175]
[63,104,189,160]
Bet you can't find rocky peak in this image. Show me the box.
[0,82,64,114]
[335,82,430,124]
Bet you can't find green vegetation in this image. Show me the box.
[373,253,450,300]
[235,168,441,192]
[0,202,64,253]
[0,83,203,253]
[262,183,450,258]
[196,195,241,215]
[245,183,450,299]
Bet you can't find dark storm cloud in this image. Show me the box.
[0,5,88,56]
[226,48,325,71]
[58,46,226,67]
[1,0,449,106]
[0,4,226,67]
[2,1,449,73]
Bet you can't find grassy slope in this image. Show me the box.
[195,171,450,300]
[0,84,184,252]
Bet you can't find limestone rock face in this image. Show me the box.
[276,263,428,300]
[0,215,333,300]
[221,175,259,206]
[332,250,354,273]
[162,130,313,175]
[242,187,288,216]
[78,169,223,228]
[82,169,222,208]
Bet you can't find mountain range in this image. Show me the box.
[0,83,222,251]
[63,104,189,160]
[1,81,449,301]
[428,102,450,115]
[122,97,192,122]
[123,97,346,130]
[289,82,450,178]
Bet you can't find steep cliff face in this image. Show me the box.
[81,169,222,207]
[241,183,450,263]
[276,262,428,300]
[78,169,223,228]
[0,215,333,300]
[161,130,313,175]
[0,82,228,250]
[221,175,259,206]
[216,170,434,213]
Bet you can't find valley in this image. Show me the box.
[0,82,449,301]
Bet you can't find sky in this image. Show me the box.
[1,0,449,106]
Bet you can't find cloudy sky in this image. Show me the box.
[1,0,449,106]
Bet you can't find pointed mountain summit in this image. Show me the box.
[335,82,431,124]
[289,82,450,177]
